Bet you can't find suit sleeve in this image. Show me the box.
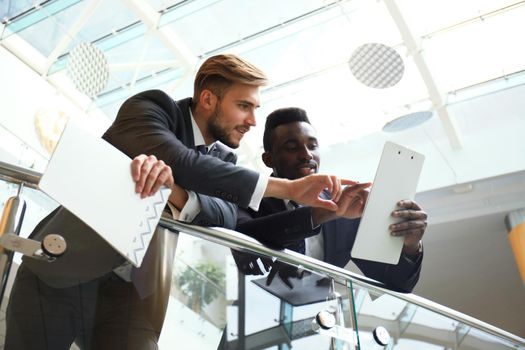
[103,91,259,208]
[236,205,319,249]
[190,150,238,229]
[351,254,422,293]
[346,218,422,293]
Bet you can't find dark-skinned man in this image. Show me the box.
[234,107,426,292]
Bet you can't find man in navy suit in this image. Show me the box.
[235,107,426,292]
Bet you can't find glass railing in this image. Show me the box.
[164,221,525,350]
[0,160,524,350]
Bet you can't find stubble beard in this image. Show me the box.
[208,105,239,149]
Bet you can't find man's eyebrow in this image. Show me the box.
[236,99,259,108]
[283,138,299,145]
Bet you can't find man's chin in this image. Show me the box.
[221,137,240,149]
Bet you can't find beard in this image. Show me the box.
[208,105,239,148]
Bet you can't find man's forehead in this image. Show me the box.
[274,121,317,139]
[224,83,261,105]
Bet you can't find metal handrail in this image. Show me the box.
[0,159,524,346]
[0,161,41,189]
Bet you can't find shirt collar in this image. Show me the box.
[189,108,207,147]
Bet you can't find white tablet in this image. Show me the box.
[350,141,424,265]
[39,120,170,267]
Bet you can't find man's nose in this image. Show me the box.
[245,111,256,127]
[298,146,313,160]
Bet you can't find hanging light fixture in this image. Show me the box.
[348,43,405,89]
[66,42,109,98]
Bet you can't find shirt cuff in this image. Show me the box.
[178,191,201,222]
[248,174,269,211]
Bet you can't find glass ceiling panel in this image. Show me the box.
[231,0,403,88]
[99,33,180,92]
[48,22,148,74]
[422,4,525,93]
[96,71,190,121]
[162,0,334,56]
[62,0,140,54]
[92,66,186,113]
[232,0,429,146]
[147,0,186,12]
[9,0,89,57]
[0,0,43,21]
[396,0,521,37]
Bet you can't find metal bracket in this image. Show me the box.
[0,233,66,262]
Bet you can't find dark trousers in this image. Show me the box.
[5,264,166,350]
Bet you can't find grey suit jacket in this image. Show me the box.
[24,90,253,288]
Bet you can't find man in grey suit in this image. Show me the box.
[5,55,350,349]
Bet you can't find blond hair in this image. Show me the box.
[193,54,268,101]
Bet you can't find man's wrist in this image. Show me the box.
[168,189,189,211]
[311,207,337,226]
[266,177,292,199]
[403,240,423,256]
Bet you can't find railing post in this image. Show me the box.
[0,183,26,305]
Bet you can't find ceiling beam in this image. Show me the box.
[122,0,197,73]
[383,0,463,150]
[43,0,103,76]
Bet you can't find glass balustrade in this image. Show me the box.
[156,228,525,350]
[0,161,524,350]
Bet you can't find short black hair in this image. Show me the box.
[263,107,311,152]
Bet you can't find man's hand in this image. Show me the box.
[231,250,272,276]
[131,154,174,198]
[266,174,356,211]
[334,182,371,218]
[265,260,309,290]
[311,182,371,225]
[389,200,427,255]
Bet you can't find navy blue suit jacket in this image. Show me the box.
[236,197,422,293]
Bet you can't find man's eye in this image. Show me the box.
[239,104,249,110]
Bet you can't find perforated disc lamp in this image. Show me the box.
[383,111,433,132]
[66,43,109,97]
[349,43,404,89]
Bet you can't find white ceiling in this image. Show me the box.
[1,0,524,341]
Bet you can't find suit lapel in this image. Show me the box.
[176,97,196,148]
[322,220,338,264]
[258,197,287,217]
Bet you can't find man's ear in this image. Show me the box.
[262,152,273,169]
[198,89,218,111]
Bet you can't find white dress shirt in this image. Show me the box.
[175,109,268,222]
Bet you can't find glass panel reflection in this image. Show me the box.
[221,246,356,349]
[351,284,523,349]
[160,233,227,348]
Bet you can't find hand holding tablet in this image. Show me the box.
[350,142,425,265]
